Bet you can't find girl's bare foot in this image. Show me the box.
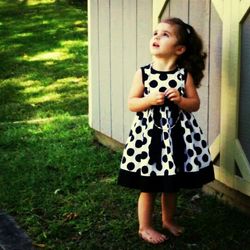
[162,222,184,236]
[138,228,168,244]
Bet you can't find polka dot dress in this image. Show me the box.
[118,64,215,192]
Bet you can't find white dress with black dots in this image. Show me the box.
[118,64,214,192]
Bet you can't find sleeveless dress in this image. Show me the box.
[117,64,215,192]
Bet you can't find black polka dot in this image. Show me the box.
[135,140,143,148]
[202,154,209,162]
[169,80,177,88]
[149,80,158,88]
[201,140,207,148]
[190,126,194,133]
[185,113,191,120]
[150,171,156,177]
[144,74,149,81]
[164,169,169,176]
[185,121,191,129]
[159,87,167,92]
[156,164,162,171]
[127,148,134,156]
[159,73,168,81]
[148,129,153,137]
[194,157,201,167]
[193,119,198,127]
[143,137,147,145]
[167,147,171,154]
[130,135,134,142]
[169,161,174,169]
[149,158,155,165]
[141,151,148,159]
[144,87,148,95]
[164,132,169,140]
[142,118,147,126]
[186,163,193,171]
[180,127,186,135]
[137,112,143,120]
[135,126,142,134]
[149,116,153,122]
[194,133,201,141]
[122,157,126,164]
[142,166,148,174]
[186,135,192,143]
[161,118,167,126]
[194,146,202,155]
[179,112,184,120]
[135,154,141,162]
[188,149,194,157]
[127,162,135,170]
[162,155,168,162]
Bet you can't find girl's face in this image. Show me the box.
[150,22,183,58]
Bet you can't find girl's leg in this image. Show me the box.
[138,192,167,244]
[161,192,184,236]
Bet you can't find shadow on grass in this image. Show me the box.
[0,0,88,122]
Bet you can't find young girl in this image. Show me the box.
[117,17,215,244]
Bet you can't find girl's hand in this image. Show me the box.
[165,88,182,105]
[148,91,165,106]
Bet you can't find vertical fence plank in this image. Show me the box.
[169,0,189,22]
[189,0,210,139]
[208,2,222,144]
[88,0,100,130]
[239,12,250,163]
[123,0,137,143]
[98,0,111,136]
[110,0,123,142]
[137,0,153,67]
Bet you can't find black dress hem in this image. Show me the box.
[117,163,215,193]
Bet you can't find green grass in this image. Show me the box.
[0,0,250,249]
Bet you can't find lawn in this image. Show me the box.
[0,0,250,249]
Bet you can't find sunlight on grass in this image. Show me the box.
[45,77,82,91]
[22,86,44,94]
[26,50,74,62]
[26,92,61,104]
[74,20,83,26]
[44,61,55,66]
[25,0,56,6]
[56,76,82,84]
[75,27,86,32]
[20,80,41,88]
[16,32,33,38]
[60,40,83,48]
[20,76,85,104]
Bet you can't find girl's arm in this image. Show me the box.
[128,69,165,112]
[166,73,200,112]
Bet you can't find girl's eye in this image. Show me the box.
[153,32,157,36]
[163,33,169,36]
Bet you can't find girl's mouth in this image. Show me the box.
[153,42,160,48]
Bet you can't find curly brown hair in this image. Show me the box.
[160,17,207,87]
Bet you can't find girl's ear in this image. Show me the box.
[176,45,186,55]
